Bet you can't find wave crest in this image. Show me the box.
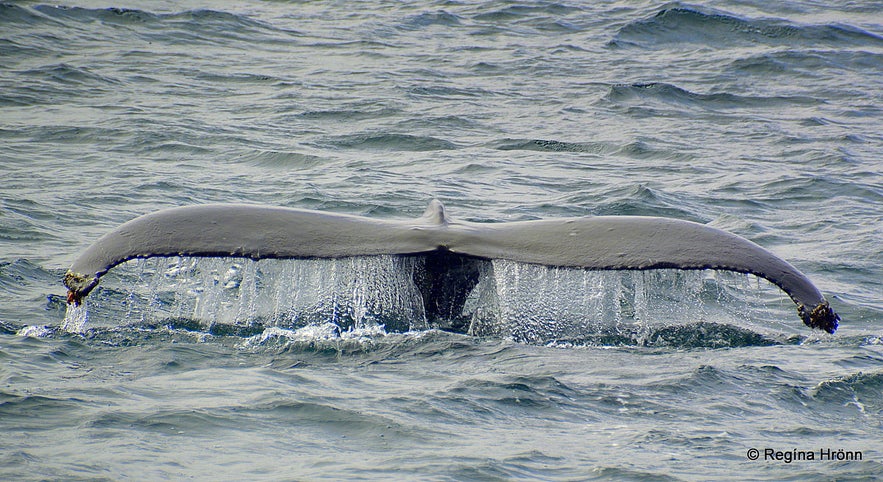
[610,6,883,48]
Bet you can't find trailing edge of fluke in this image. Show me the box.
[64,200,839,333]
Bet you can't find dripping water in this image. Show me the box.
[62,256,797,343]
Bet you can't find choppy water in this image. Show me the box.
[2,0,882,479]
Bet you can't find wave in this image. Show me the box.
[638,322,788,348]
[586,184,704,220]
[610,5,883,48]
[28,4,160,25]
[246,400,428,443]
[491,138,616,154]
[19,63,120,87]
[17,316,794,352]
[0,4,61,25]
[472,3,581,23]
[0,393,82,423]
[27,4,262,31]
[399,10,463,30]
[289,107,402,122]
[443,375,580,418]
[601,82,819,111]
[0,195,64,245]
[470,3,584,34]
[727,49,883,78]
[86,407,241,436]
[4,63,123,106]
[4,5,301,45]
[235,149,326,169]
[489,138,694,164]
[316,133,460,151]
[405,84,500,99]
[810,371,883,417]
[0,257,68,328]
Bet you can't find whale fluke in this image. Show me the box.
[64,201,839,333]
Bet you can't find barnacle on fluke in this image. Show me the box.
[64,200,840,333]
[63,271,96,305]
[800,301,840,334]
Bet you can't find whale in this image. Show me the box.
[63,200,839,333]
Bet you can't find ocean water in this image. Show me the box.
[1,0,882,479]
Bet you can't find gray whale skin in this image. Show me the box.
[64,200,839,334]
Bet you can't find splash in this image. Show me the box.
[463,260,786,343]
[62,255,794,343]
[64,256,426,334]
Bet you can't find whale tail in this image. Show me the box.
[64,200,839,333]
